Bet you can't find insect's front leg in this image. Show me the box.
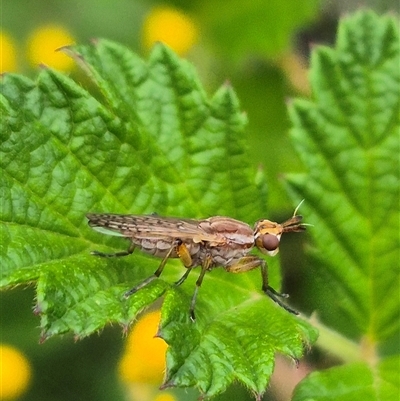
[91,241,135,257]
[259,260,299,315]
[226,256,299,315]
[224,255,263,273]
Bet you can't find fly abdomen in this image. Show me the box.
[135,238,201,261]
[134,238,176,258]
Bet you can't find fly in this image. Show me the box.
[86,206,306,320]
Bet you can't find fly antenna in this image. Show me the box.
[292,200,313,228]
[293,199,305,217]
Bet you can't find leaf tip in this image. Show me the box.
[159,380,175,390]
[285,96,294,107]
[39,331,50,344]
[55,44,72,54]
[58,44,87,67]
[150,41,178,62]
[121,323,130,336]
[73,334,82,342]
[293,357,300,368]
[32,303,42,316]
[89,37,100,46]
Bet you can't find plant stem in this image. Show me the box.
[307,314,363,363]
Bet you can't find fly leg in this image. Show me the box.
[91,241,135,257]
[226,256,298,315]
[189,256,212,322]
[259,261,288,298]
[174,267,193,286]
[124,240,179,298]
[174,241,194,286]
[173,243,205,320]
[260,260,299,315]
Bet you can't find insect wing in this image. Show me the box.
[86,214,222,243]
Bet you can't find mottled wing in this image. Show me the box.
[86,213,223,243]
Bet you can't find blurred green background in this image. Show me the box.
[1,1,398,400]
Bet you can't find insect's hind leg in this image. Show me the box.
[124,241,178,298]
[174,267,193,286]
[91,242,135,257]
[189,256,212,321]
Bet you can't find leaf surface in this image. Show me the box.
[0,40,315,398]
[286,10,400,401]
[293,356,400,401]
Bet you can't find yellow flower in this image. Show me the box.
[142,6,198,55]
[154,393,177,401]
[26,24,75,71]
[0,31,18,73]
[119,310,167,384]
[0,344,31,400]
[279,52,310,95]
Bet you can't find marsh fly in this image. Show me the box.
[87,208,306,320]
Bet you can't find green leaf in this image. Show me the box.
[160,288,316,398]
[292,356,400,401]
[0,40,316,398]
[286,10,399,401]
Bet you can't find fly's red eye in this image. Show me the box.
[262,234,280,251]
